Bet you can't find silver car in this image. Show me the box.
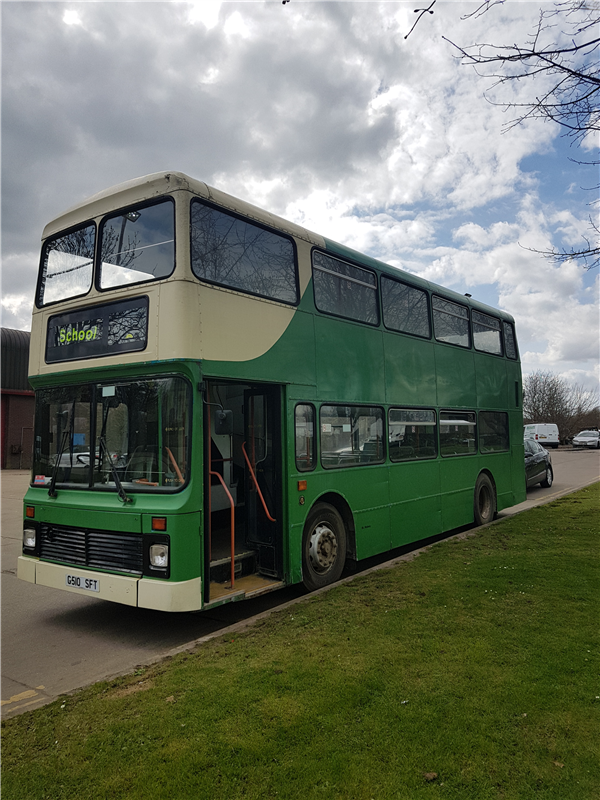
[572,430,600,448]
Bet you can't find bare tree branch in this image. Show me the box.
[444,1,600,269]
[523,370,600,439]
[404,0,436,40]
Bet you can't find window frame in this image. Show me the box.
[319,404,385,469]
[439,410,477,457]
[388,407,437,462]
[503,321,519,360]
[312,249,380,326]
[381,275,431,339]
[432,295,471,349]
[97,196,176,293]
[31,374,192,494]
[478,410,510,453]
[189,198,300,306]
[294,403,317,473]
[36,220,97,309]
[472,310,503,356]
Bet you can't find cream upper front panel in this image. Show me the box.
[30,174,323,376]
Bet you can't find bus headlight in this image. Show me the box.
[149,543,169,570]
[23,527,37,550]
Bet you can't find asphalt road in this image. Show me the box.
[2,446,599,719]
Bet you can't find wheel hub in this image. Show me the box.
[309,524,338,573]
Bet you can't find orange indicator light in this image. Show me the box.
[298,480,307,492]
[151,517,167,531]
[26,506,35,518]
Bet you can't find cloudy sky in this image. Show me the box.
[2,0,598,389]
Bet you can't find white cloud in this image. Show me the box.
[223,10,252,39]
[62,10,82,27]
[1,294,33,331]
[187,1,221,30]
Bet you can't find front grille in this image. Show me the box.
[40,524,144,575]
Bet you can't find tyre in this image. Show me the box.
[474,473,496,526]
[541,466,553,488]
[301,502,347,592]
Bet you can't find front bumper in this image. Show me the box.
[17,556,202,612]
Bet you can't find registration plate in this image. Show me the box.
[65,574,100,593]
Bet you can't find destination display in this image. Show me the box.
[46,296,149,363]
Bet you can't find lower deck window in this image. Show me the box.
[295,404,316,471]
[440,411,477,456]
[320,405,384,468]
[389,409,437,460]
[479,411,509,452]
[32,376,190,492]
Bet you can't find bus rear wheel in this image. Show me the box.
[474,474,496,526]
[302,503,347,592]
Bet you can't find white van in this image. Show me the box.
[524,423,559,449]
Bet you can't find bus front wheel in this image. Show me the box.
[302,503,347,592]
[474,474,496,526]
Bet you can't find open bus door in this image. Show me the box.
[205,382,283,605]
[243,386,282,578]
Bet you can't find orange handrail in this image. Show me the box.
[242,441,276,523]
[209,469,236,589]
[207,401,235,589]
[165,446,184,484]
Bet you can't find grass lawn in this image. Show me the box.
[2,485,599,800]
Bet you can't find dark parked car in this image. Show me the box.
[524,438,553,489]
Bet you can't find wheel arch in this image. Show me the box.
[312,492,357,561]
[477,467,497,494]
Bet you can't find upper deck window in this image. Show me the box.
[381,276,430,338]
[38,223,95,307]
[98,199,175,290]
[313,252,379,325]
[472,311,502,355]
[432,296,470,348]
[503,321,518,359]
[190,200,298,304]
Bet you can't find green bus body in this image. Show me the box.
[18,172,525,612]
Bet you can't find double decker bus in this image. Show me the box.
[18,172,525,612]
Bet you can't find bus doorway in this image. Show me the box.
[205,382,283,605]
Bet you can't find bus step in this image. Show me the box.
[209,550,256,583]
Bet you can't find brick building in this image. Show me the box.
[1,328,34,470]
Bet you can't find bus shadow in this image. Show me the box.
[37,526,475,655]
[40,583,308,652]
[343,524,475,581]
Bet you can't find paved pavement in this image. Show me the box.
[2,446,599,719]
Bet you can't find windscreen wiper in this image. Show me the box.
[98,435,131,504]
[48,403,75,498]
[47,429,70,498]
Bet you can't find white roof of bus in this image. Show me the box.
[42,171,324,246]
